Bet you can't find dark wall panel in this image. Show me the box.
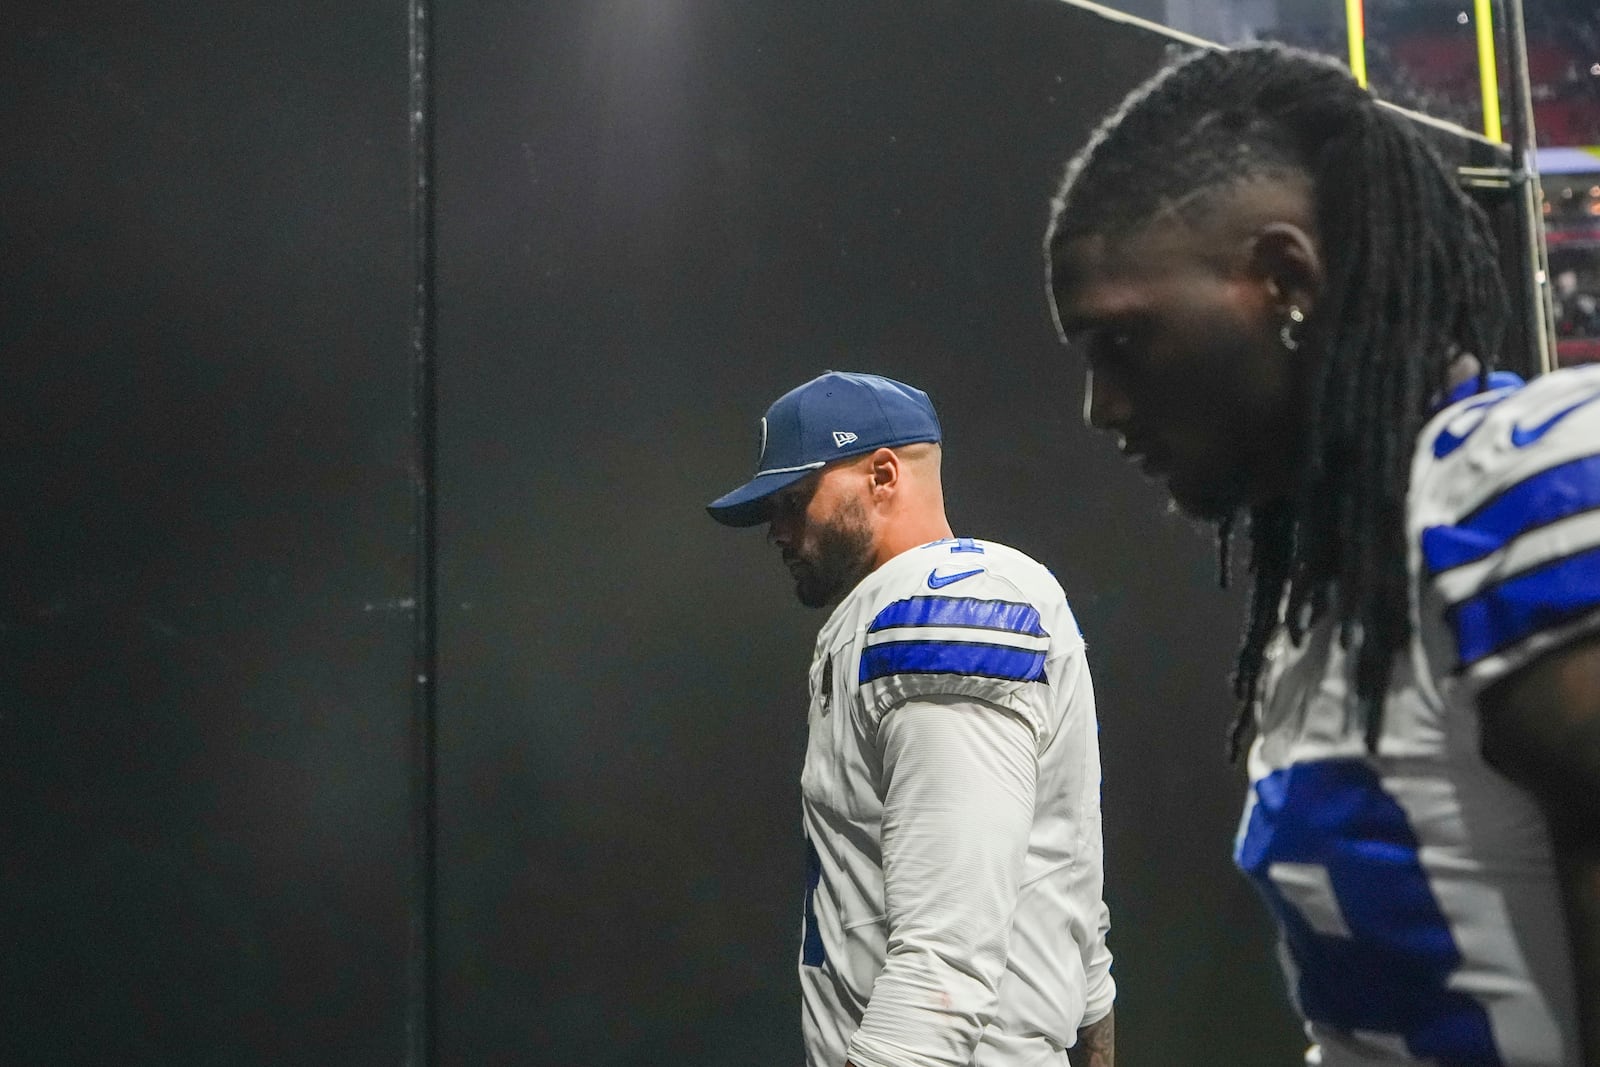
[435,3,1298,1064]
[2,4,416,1063]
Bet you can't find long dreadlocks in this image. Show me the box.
[1045,44,1510,758]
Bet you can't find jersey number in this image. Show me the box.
[928,537,985,554]
[803,837,825,967]
[1235,760,1500,1063]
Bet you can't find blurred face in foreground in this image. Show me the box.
[1051,179,1323,520]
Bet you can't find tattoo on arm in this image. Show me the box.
[1067,1007,1114,1067]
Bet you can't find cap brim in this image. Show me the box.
[706,466,817,527]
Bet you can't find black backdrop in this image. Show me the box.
[4,2,1503,1064]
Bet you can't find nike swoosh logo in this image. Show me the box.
[1510,388,1600,448]
[1433,393,1510,458]
[927,567,984,589]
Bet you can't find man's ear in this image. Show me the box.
[1248,222,1324,319]
[865,448,900,499]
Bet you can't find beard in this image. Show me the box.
[786,497,875,609]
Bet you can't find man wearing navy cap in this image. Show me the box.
[709,371,1116,1067]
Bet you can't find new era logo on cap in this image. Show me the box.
[707,371,943,527]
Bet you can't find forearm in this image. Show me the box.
[1066,1007,1114,1067]
[844,1011,1120,1067]
[1479,634,1600,1066]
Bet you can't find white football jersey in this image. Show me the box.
[1237,364,1600,1065]
[799,537,1113,1067]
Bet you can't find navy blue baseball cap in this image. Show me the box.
[707,371,943,527]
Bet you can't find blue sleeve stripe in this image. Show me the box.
[1422,452,1600,575]
[868,596,1046,637]
[1448,543,1600,667]
[859,640,1047,685]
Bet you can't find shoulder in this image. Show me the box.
[1409,365,1600,683]
[855,538,1071,630]
[850,538,1076,729]
[1412,365,1600,523]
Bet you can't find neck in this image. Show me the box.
[871,511,955,570]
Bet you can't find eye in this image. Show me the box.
[1082,323,1138,366]
[772,488,808,517]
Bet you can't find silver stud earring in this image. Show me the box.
[1280,306,1305,351]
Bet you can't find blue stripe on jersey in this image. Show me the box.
[859,640,1047,684]
[1421,452,1600,575]
[868,596,1046,637]
[1448,543,1600,667]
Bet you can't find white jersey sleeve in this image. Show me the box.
[1081,898,1114,1026]
[847,694,1037,1067]
[1411,363,1600,697]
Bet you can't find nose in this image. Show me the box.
[1083,366,1132,434]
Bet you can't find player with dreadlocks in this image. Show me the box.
[1047,43,1600,1067]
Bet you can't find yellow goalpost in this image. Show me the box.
[1344,0,1504,143]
